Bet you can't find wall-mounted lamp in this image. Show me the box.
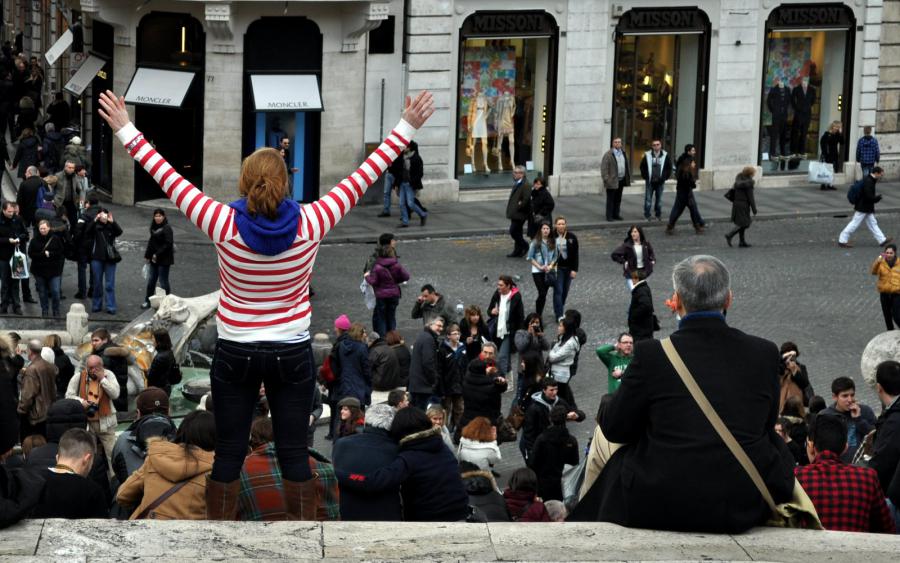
[735,39,742,46]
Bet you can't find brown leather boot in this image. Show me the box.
[694,224,705,234]
[665,224,674,235]
[205,476,240,520]
[283,475,319,520]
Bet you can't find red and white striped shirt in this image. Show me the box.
[115,120,416,343]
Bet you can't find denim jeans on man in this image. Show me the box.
[861,165,874,178]
[399,182,427,225]
[210,338,316,482]
[34,275,61,316]
[372,296,399,336]
[90,260,117,313]
[382,171,395,215]
[553,267,574,320]
[644,181,664,219]
[145,263,171,301]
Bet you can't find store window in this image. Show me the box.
[456,11,558,189]
[759,4,855,174]
[612,8,710,175]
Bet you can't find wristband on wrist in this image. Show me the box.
[125,133,144,152]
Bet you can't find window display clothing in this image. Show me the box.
[494,93,516,170]
[467,94,490,172]
[766,85,790,157]
[790,84,816,155]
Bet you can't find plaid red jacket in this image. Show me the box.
[794,450,895,533]
[237,443,340,521]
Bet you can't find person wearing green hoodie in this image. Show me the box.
[595,333,634,393]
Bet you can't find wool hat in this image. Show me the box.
[334,314,351,331]
[337,396,361,409]
[136,387,170,415]
[378,233,395,247]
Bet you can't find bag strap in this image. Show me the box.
[660,337,778,514]
[134,479,190,519]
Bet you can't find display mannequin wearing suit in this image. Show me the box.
[570,255,795,533]
[766,78,790,159]
[790,77,816,157]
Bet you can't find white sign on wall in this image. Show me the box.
[63,55,106,97]
[44,29,73,66]
[124,68,196,108]
[250,75,323,112]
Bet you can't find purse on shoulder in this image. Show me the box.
[660,338,823,530]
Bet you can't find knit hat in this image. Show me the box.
[334,315,351,331]
[378,233,395,247]
[337,397,361,409]
[136,387,170,415]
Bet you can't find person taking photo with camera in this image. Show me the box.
[65,354,119,473]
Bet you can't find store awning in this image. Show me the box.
[249,74,323,112]
[63,54,107,97]
[124,68,196,108]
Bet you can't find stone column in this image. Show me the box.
[877,0,900,176]
[202,50,242,203]
[111,32,136,205]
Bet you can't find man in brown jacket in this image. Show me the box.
[17,339,58,440]
[600,138,630,222]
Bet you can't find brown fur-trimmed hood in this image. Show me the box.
[398,426,442,447]
[461,469,499,495]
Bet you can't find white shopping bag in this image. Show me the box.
[360,277,376,310]
[807,161,834,185]
[10,245,28,280]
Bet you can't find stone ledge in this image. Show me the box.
[3,520,899,561]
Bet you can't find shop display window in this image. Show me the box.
[759,29,848,174]
[456,38,550,188]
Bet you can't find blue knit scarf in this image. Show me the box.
[228,198,300,256]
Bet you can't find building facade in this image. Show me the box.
[4,0,898,205]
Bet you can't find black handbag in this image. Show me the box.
[103,233,122,263]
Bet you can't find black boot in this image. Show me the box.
[724,230,735,247]
[738,228,751,248]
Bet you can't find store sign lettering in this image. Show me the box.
[472,14,544,34]
[774,7,846,27]
[135,95,174,105]
[265,101,310,109]
[627,11,699,30]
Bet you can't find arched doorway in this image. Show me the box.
[611,8,711,173]
[243,17,323,203]
[132,11,205,202]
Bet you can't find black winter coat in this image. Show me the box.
[0,213,28,261]
[569,316,796,533]
[436,340,467,397]
[869,398,900,497]
[459,359,508,430]
[369,339,401,391]
[529,424,579,502]
[730,174,757,228]
[461,469,510,522]
[611,240,655,280]
[820,130,843,165]
[459,317,489,361]
[556,231,579,272]
[27,231,65,279]
[12,135,39,178]
[337,337,372,406]
[147,349,180,395]
[628,282,655,341]
[407,327,440,395]
[51,347,74,400]
[505,180,530,222]
[336,427,469,522]
[529,187,555,224]
[331,426,402,521]
[145,219,174,266]
[72,206,99,261]
[15,176,42,225]
[522,392,584,455]
[854,174,881,214]
[487,288,525,341]
[390,343,411,388]
[85,218,123,263]
[0,465,46,529]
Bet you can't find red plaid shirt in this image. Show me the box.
[794,450,895,533]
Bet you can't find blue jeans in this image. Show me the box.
[553,267,574,320]
[861,165,874,178]
[145,263,171,301]
[888,499,900,534]
[90,260,117,313]
[644,181,664,219]
[34,275,61,315]
[498,334,513,378]
[372,295,399,336]
[210,338,315,482]
[382,171,394,214]
[399,181,426,225]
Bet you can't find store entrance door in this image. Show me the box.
[612,9,710,174]
[255,112,307,201]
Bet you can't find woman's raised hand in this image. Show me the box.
[401,91,435,130]
[97,90,131,133]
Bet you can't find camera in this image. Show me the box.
[85,402,100,417]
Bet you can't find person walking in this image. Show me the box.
[600,137,629,222]
[639,140,672,221]
[839,167,892,249]
[819,121,843,191]
[27,219,64,317]
[871,244,900,331]
[11,127,39,179]
[506,166,530,257]
[526,222,557,319]
[611,225,656,291]
[141,208,174,309]
[725,166,758,248]
[666,145,705,235]
[396,141,427,228]
[364,233,410,336]
[98,88,435,520]
[856,126,880,179]
[84,207,122,314]
[552,217,578,320]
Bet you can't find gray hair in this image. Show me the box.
[481,341,497,353]
[513,165,526,175]
[25,165,38,177]
[27,339,42,353]
[57,428,96,461]
[671,255,730,313]
[44,122,55,133]
[364,403,396,431]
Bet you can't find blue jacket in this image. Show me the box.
[856,135,880,165]
[337,427,469,521]
[337,337,371,407]
[332,426,401,521]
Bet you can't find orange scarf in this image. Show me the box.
[78,369,113,420]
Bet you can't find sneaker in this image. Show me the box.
[377,212,390,218]
[881,237,895,247]
[420,215,427,227]
[838,242,853,248]
[397,223,409,229]
[141,302,151,310]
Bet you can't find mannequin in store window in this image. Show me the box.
[790,76,816,158]
[766,77,790,161]
[467,91,490,173]
[494,90,516,170]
